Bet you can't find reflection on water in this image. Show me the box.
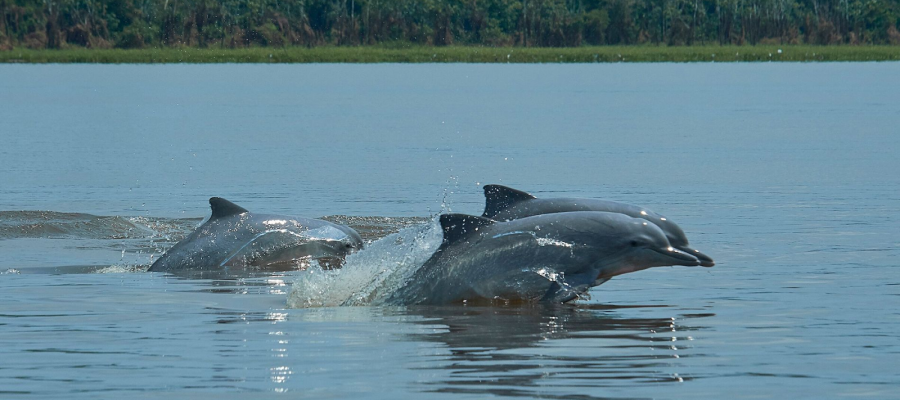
[1,271,710,398]
[185,278,710,400]
[2,253,898,399]
[184,273,715,399]
[164,273,298,296]
[401,305,706,399]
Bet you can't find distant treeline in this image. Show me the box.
[2,0,899,50]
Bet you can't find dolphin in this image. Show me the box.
[386,211,701,305]
[482,184,715,267]
[148,197,364,274]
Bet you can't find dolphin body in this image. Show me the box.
[148,197,363,274]
[386,211,702,305]
[482,184,715,267]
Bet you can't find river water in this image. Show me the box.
[1,63,898,399]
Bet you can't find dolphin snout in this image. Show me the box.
[676,246,715,267]
[652,247,701,267]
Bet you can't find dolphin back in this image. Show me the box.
[149,197,363,274]
[391,212,629,305]
[479,184,714,267]
[483,184,638,220]
[482,185,536,219]
[209,197,249,219]
[439,213,495,245]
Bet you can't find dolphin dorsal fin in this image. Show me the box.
[482,184,536,218]
[208,197,249,219]
[440,214,494,244]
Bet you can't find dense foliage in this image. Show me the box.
[2,0,899,50]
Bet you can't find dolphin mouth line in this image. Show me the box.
[674,246,715,267]
[651,247,701,266]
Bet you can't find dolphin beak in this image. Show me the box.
[651,247,701,267]
[675,246,715,267]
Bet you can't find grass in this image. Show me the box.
[1,45,899,63]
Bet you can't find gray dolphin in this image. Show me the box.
[386,211,701,305]
[482,184,715,267]
[148,197,363,274]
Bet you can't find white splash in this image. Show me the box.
[494,231,572,248]
[286,218,443,308]
[535,237,573,248]
[534,266,591,301]
[303,225,349,241]
[94,264,148,273]
[535,267,562,281]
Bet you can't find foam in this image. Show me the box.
[287,218,442,308]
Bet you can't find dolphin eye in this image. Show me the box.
[345,243,353,249]
[630,240,639,247]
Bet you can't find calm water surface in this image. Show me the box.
[1,63,898,399]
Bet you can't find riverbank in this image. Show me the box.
[2,45,898,63]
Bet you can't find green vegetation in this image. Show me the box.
[1,0,899,52]
[2,0,897,62]
[2,45,898,63]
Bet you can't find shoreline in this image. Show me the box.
[2,45,899,64]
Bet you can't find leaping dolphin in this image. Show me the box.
[482,184,715,267]
[386,211,702,305]
[148,197,363,274]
